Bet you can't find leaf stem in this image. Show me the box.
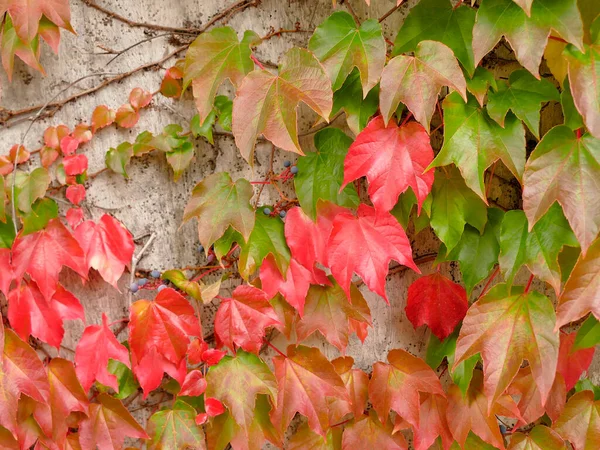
[265,340,286,358]
[478,266,500,299]
[524,274,535,293]
[548,35,568,44]
[401,112,413,126]
[251,54,266,70]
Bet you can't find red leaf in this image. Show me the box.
[132,346,187,396]
[405,273,468,340]
[178,370,207,397]
[342,413,407,450]
[331,356,369,419]
[60,135,80,156]
[327,204,419,301]
[74,214,134,288]
[12,218,88,301]
[115,104,140,128]
[214,284,280,353]
[187,338,207,365]
[412,394,453,450]
[73,124,93,145]
[342,117,434,213]
[195,413,208,425]
[91,105,116,133]
[0,248,13,297]
[160,66,183,98]
[66,184,86,206]
[40,146,60,168]
[8,144,29,164]
[44,125,70,149]
[63,154,88,176]
[129,87,152,110]
[75,313,131,392]
[205,398,226,417]
[202,348,226,366]
[66,207,84,229]
[557,331,595,391]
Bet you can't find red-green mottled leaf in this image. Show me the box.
[331,357,368,419]
[105,143,133,178]
[288,422,341,450]
[508,426,566,450]
[0,17,43,79]
[160,66,183,98]
[574,315,600,351]
[129,88,152,110]
[342,412,407,450]
[411,394,453,450]
[557,331,595,391]
[466,67,498,107]
[115,104,139,128]
[147,400,206,450]
[12,167,51,214]
[91,105,115,133]
[553,390,600,450]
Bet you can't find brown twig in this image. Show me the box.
[261,27,313,41]
[379,2,405,23]
[341,0,360,24]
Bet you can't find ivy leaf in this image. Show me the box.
[369,349,444,429]
[342,117,434,213]
[147,400,206,450]
[574,315,600,351]
[13,167,50,214]
[0,17,43,79]
[430,92,526,202]
[473,0,584,77]
[105,143,133,178]
[21,197,58,235]
[165,141,195,182]
[74,214,135,289]
[296,277,371,352]
[214,284,280,353]
[0,248,12,297]
[106,359,138,400]
[342,412,407,450]
[184,172,254,252]
[553,390,600,449]
[466,67,498,107]
[405,273,468,340]
[561,78,584,130]
[380,40,467,131]
[238,211,290,279]
[308,11,385,95]
[454,284,559,411]
[522,126,600,254]
[79,394,147,449]
[557,331,595,391]
[161,269,202,301]
[184,27,259,123]
[294,128,359,219]
[412,394,453,450]
[75,313,131,393]
[330,68,380,134]
[271,345,350,436]
[213,227,243,260]
[487,69,559,138]
[232,47,333,162]
[327,204,418,301]
[509,426,566,450]
[499,205,578,294]
[331,356,369,419]
[288,422,341,450]
[393,0,476,75]
[91,105,116,133]
[190,112,215,144]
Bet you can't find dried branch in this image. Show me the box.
[379,2,405,23]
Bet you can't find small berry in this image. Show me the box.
[137,278,148,287]
[263,207,271,215]
[290,166,299,175]
[150,270,161,278]
[207,254,215,264]
[130,283,139,293]
[157,285,167,292]
[279,210,286,218]
[283,160,291,167]
[197,245,204,253]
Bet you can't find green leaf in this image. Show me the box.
[147,400,206,450]
[213,226,243,260]
[330,68,380,134]
[13,168,51,214]
[499,204,579,293]
[487,69,559,138]
[214,95,233,131]
[561,78,584,130]
[294,128,359,219]
[105,142,133,178]
[107,359,139,400]
[166,141,195,182]
[445,208,504,295]
[430,92,526,202]
[393,0,476,75]
[575,379,600,400]
[391,188,431,233]
[430,166,488,254]
[184,27,260,123]
[162,269,202,301]
[183,172,255,250]
[558,245,581,284]
[574,315,600,351]
[21,198,58,236]
[132,131,156,156]
[449,432,500,450]
[0,219,16,248]
[238,211,290,279]
[465,67,497,107]
[309,11,385,94]
[191,112,216,144]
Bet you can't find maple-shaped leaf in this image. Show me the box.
[330,68,380,134]
[271,345,349,436]
[454,284,559,411]
[308,11,385,95]
[327,204,418,301]
[296,277,371,352]
[509,426,566,450]
[429,166,488,254]
[294,128,359,219]
[288,422,341,450]
[12,218,87,301]
[342,117,434,213]
[561,78,585,131]
[393,0,476,75]
[183,172,254,251]
[342,412,407,450]
[499,205,579,294]
[379,40,467,131]
[410,394,453,450]
[238,211,291,279]
[74,214,134,288]
[487,69,559,138]
[466,66,498,107]
[13,167,51,214]
[574,315,600,351]
[79,393,147,450]
[522,126,600,254]
[430,92,526,202]
[232,47,333,162]
[553,390,600,449]
[178,370,207,397]
[557,331,595,391]
[75,313,130,393]
[405,273,468,340]
[331,357,369,419]
[446,372,522,449]
[473,0,583,77]
[0,17,44,79]
[147,400,206,450]
[214,284,280,353]
[0,248,12,296]
[21,198,59,236]
[369,349,444,429]
[184,27,260,123]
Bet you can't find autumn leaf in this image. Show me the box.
[466,66,498,106]
[115,104,139,128]
[508,426,566,450]
[178,370,207,397]
[454,284,559,411]
[342,412,407,450]
[553,390,600,450]
[232,47,332,162]
[0,17,44,79]
[105,143,133,178]
[330,68,380,134]
[379,40,467,131]
[308,11,385,95]
[522,126,600,254]
[331,357,369,419]
[214,284,280,353]
[405,273,468,340]
[342,117,434,213]
[184,27,260,123]
[147,400,206,450]
[91,105,116,133]
[369,349,444,429]
[183,172,255,251]
[557,331,595,391]
[430,92,526,202]
[574,315,600,351]
[13,167,51,214]
[411,394,453,450]
[288,422,342,450]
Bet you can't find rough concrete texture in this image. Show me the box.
[0,0,597,442]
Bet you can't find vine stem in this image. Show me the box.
[251,54,266,70]
[378,2,404,23]
[524,274,535,293]
[265,340,286,358]
[479,266,500,299]
[128,233,156,303]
